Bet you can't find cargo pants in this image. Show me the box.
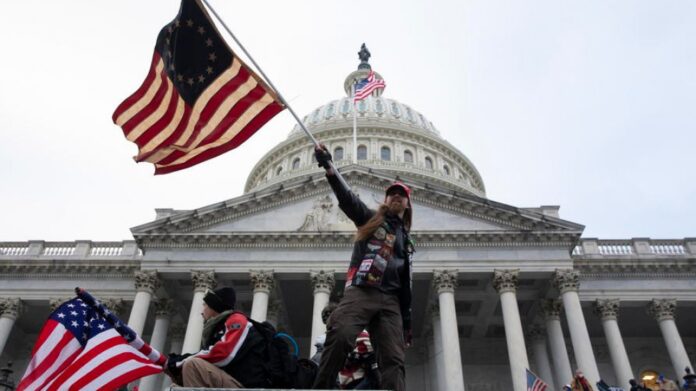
[313,285,406,391]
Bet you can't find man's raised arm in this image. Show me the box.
[314,144,373,226]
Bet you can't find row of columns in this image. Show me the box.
[429,269,694,391]
[0,268,693,391]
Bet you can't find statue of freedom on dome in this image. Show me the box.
[358,43,371,70]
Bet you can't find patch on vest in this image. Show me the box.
[230,323,242,330]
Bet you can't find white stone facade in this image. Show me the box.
[0,66,694,391]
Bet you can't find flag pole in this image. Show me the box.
[200,0,348,187]
[352,84,357,164]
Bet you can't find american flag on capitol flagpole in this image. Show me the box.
[353,70,385,101]
[112,0,285,174]
[16,289,165,391]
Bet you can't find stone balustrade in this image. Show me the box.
[0,240,142,259]
[572,238,695,257]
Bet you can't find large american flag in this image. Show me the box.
[353,70,386,101]
[112,0,285,174]
[527,369,549,391]
[17,295,165,391]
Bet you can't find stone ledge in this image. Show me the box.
[167,389,387,391]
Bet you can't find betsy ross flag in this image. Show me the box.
[17,292,165,391]
[353,70,385,101]
[113,0,285,174]
[527,369,549,391]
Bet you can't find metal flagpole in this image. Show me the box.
[352,84,358,164]
[200,0,349,187]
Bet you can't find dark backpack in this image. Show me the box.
[244,317,318,389]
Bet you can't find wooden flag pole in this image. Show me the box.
[200,0,349,187]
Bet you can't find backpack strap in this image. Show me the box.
[274,332,299,358]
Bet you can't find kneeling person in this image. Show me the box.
[166,287,267,388]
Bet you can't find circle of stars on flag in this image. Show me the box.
[163,18,218,88]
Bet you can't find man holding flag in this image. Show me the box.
[312,146,414,391]
[163,286,268,388]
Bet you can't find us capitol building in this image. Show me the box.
[0,53,694,391]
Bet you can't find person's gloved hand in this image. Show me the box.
[165,353,182,373]
[165,353,191,372]
[314,144,332,169]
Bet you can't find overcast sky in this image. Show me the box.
[1,0,694,241]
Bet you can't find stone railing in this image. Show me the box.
[572,238,695,257]
[0,241,142,259]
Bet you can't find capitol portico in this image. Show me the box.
[0,57,694,391]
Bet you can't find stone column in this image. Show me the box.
[431,304,446,391]
[182,270,216,354]
[433,270,465,391]
[541,298,572,388]
[554,269,600,385]
[647,299,693,379]
[528,324,556,391]
[250,270,274,322]
[161,324,185,390]
[493,269,530,391]
[139,298,173,391]
[0,298,22,356]
[309,270,335,357]
[593,299,633,390]
[128,270,160,335]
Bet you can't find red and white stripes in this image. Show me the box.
[113,52,284,174]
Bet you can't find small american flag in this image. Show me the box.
[17,293,164,391]
[353,70,386,101]
[113,0,285,174]
[527,369,549,391]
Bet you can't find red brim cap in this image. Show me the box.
[385,182,412,207]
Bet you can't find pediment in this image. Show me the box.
[131,167,584,242]
[197,188,508,233]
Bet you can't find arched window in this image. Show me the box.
[292,158,300,169]
[403,150,413,163]
[334,147,344,161]
[358,100,367,113]
[357,145,367,161]
[311,108,320,123]
[390,102,400,117]
[443,165,450,175]
[381,146,391,161]
[425,157,433,169]
[375,98,385,114]
[325,103,335,119]
[276,166,283,175]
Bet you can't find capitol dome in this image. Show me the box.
[244,58,485,197]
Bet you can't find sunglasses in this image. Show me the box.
[387,189,408,197]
